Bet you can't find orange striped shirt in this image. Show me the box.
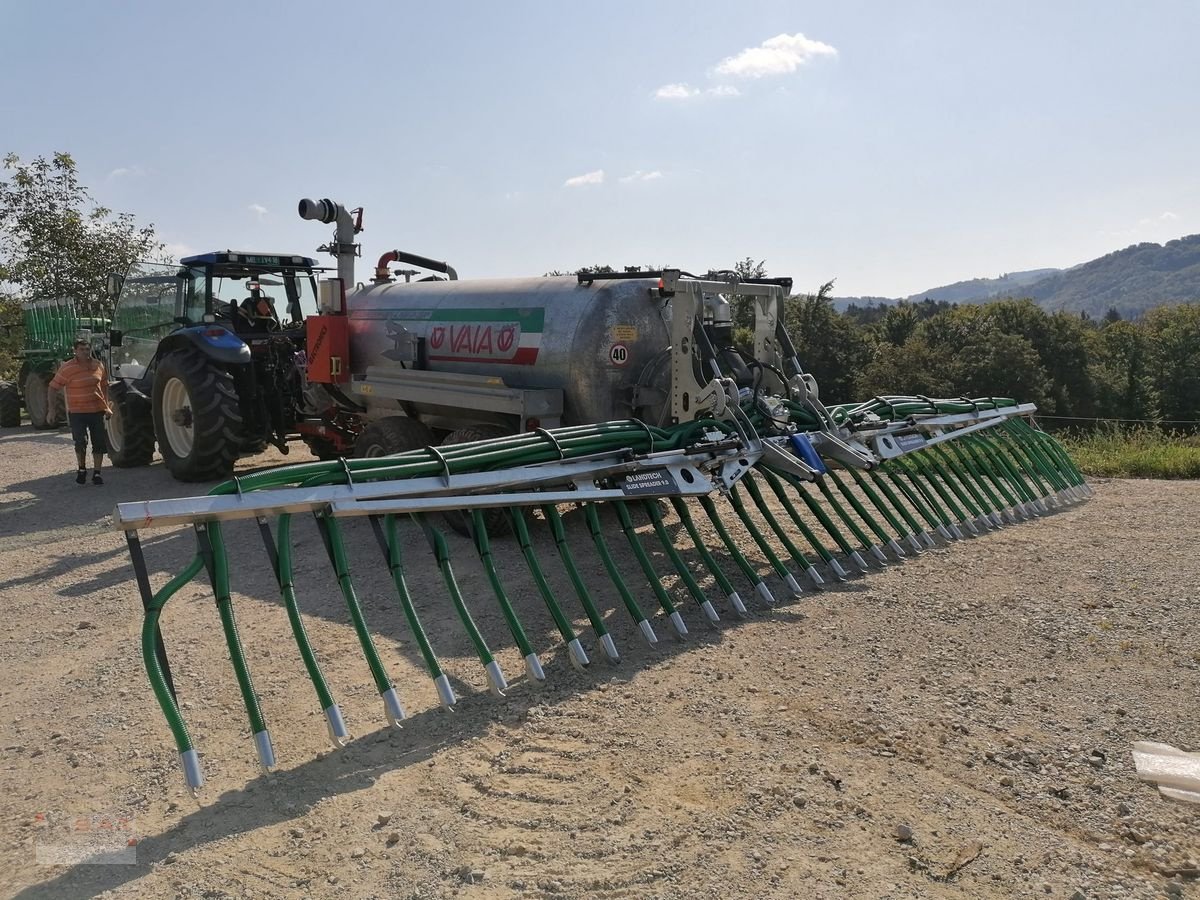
[49,359,110,414]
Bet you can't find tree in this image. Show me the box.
[784,280,873,404]
[1142,303,1200,422]
[0,152,162,316]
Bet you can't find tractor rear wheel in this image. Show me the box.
[441,423,516,537]
[355,416,434,458]
[152,349,244,482]
[106,387,155,468]
[0,381,20,427]
[25,371,63,429]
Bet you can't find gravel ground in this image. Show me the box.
[0,425,1198,899]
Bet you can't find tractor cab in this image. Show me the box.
[180,251,321,333]
[104,251,325,481]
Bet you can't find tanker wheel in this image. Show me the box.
[355,416,434,458]
[441,424,517,538]
[0,381,20,427]
[106,387,155,468]
[306,437,345,461]
[152,349,243,482]
[25,370,63,429]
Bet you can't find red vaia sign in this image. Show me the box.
[427,322,538,364]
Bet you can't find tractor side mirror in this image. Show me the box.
[106,273,124,298]
[109,330,123,347]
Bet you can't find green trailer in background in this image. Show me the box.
[0,297,108,428]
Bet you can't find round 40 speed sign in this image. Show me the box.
[609,343,629,366]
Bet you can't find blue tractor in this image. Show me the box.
[105,251,325,481]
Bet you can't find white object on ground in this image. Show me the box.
[1131,741,1200,805]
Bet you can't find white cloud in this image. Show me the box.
[654,83,741,101]
[564,170,605,188]
[248,203,268,219]
[619,170,664,184]
[107,165,146,181]
[1103,211,1185,242]
[714,32,837,79]
[656,83,699,100]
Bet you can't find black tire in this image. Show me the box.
[305,437,345,461]
[106,387,155,468]
[152,349,244,482]
[355,416,434,458]
[441,424,515,537]
[25,370,63,429]
[0,381,20,428]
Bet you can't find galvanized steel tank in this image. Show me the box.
[346,276,672,425]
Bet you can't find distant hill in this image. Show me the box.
[834,235,1200,318]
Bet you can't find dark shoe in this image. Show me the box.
[92,472,104,486]
[76,469,86,485]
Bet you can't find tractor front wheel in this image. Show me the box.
[106,387,155,468]
[0,381,20,427]
[25,371,63,429]
[152,350,244,482]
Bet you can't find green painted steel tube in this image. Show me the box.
[756,467,838,564]
[381,514,444,679]
[667,496,743,607]
[540,505,611,641]
[697,495,769,591]
[204,523,268,738]
[613,502,680,620]
[142,555,206,756]
[470,509,537,659]
[640,499,721,620]
[507,509,579,646]
[739,471,818,572]
[583,503,654,639]
[276,514,337,712]
[318,516,396,697]
[726,485,794,580]
[416,514,496,665]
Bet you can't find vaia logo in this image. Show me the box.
[428,323,519,359]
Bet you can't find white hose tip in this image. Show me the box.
[784,573,804,598]
[701,600,720,624]
[806,566,825,587]
[485,660,508,697]
[599,632,620,664]
[567,638,590,670]
[755,581,776,606]
[524,653,546,682]
[254,729,276,771]
[434,673,457,709]
[829,558,849,581]
[669,610,688,638]
[382,687,406,726]
[919,532,937,549]
[181,749,204,791]
[638,618,659,646]
[851,551,870,573]
[936,524,953,540]
[727,591,747,614]
[324,705,349,748]
[951,524,966,540]
[887,539,906,558]
[869,544,888,564]
[963,520,980,536]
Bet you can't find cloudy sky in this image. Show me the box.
[2,0,1196,296]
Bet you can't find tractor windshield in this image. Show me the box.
[182,266,319,326]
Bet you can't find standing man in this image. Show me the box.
[47,338,112,485]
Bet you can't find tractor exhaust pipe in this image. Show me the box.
[299,198,360,288]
